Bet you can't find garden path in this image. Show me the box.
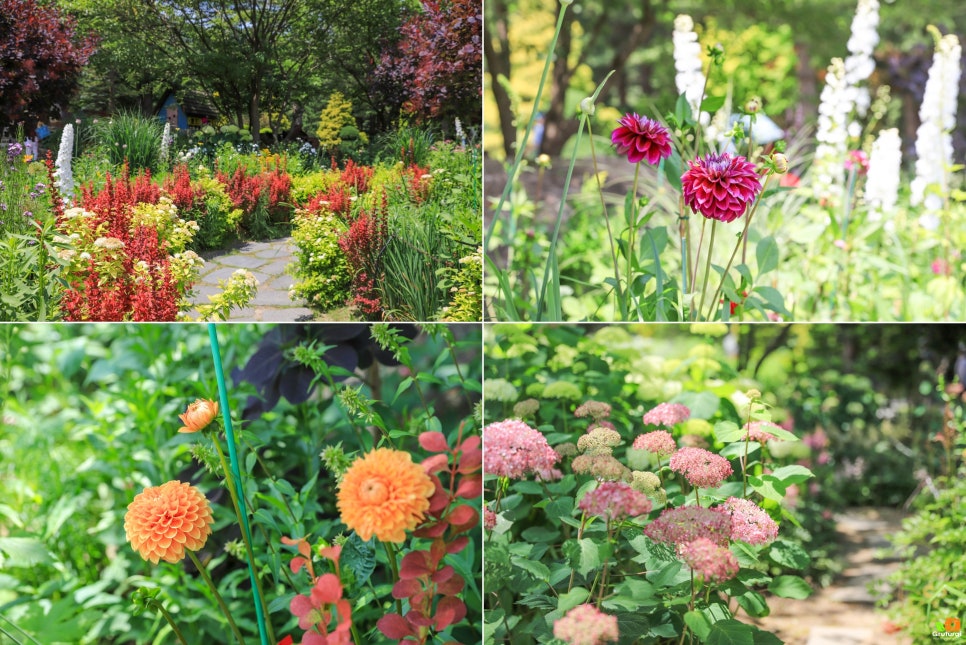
[188,236,317,321]
[752,507,912,645]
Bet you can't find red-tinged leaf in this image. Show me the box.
[458,448,482,474]
[446,535,470,554]
[377,613,415,640]
[430,539,447,566]
[428,487,450,513]
[414,522,448,539]
[459,435,480,453]
[392,578,422,599]
[437,574,465,596]
[281,535,312,559]
[419,431,450,452]
[399,550,433,579]
[277,636,294,645]
[289,556,310,574]
[302,632,327,645]
[431,564,455,583]
[455,474,482,499]
[448,504,478,526]
[434,597,467,630]
[422,453,450,474]
[407,609,435,628]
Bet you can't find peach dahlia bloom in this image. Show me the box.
[124,480,213,564]
[337,448,436,543]
[178,398,219,433]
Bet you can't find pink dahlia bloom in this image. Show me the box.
[553,604,619,645]
[611,113,673,165]
[716,497,779,545]
[681,152,763,222]
[483,419,560,480]
[679,538,739,583]
[669,447,733,489]
[578,481,652,520]
[632,430,677,457]
[642,402,691,427]
[644,505,732,546]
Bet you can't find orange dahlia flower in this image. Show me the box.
[124,480,214,563]
[178,399,219,433]
[336,448,435,543]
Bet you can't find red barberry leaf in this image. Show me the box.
[455,474,482,499]
[399,550,433,579]
[419,431,450,452]
[422,453,450,474]
[377,613,415,640]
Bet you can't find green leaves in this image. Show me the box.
[767,575,813,599]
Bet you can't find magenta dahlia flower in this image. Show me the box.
[611,113,672,165]
[681,152,763,222]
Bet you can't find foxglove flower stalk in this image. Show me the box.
[672,14,706,116]
[864,128,902,221]
[55,124,74,200]
[812,58,850,203]
[160,122,172,166]
[911,32,962,229]
[843,0,880,120]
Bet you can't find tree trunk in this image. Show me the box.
[249,91,260,145]
[483,0,516,159]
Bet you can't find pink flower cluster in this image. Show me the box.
[578,482,652,521]
[679,538,739,583]
[553,604,619,645]
[744,421,781,442]
[632,430,677,456]
[669,447,733,488]
[483,508,497,531]
[717,497,779,545]
[644,506,731,547]
[483,419,560,480]
[642,402,690,427]
[574,400,612,420]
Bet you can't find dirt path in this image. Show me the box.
[752,507,911,645]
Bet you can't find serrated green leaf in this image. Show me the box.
[714,421,744,443]
[672,391,721,420]
[0,536,49,567]
[707,619,756,645]
[342,533,376,586]
[769,464,814,485]
[685,610,713,640]
[755,236,779,274]
[767,540,811,569]
[736,590,770,617]
[511,555,550,581]
[557,587,590,613]
[701,96,726,113]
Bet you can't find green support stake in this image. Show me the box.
[208,324,270,645]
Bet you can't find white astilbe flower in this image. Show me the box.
[812,58,850,203]
[911,32,962,229]
[843,0,880,119]
[55,124,75,201]
[673,14,705,116]
[160,122,172,166]
[864,128,902,221]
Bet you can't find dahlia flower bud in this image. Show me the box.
[178,398,219,433]
[772,153,789,174]
[744,97,762,114]
[579,97,596,116]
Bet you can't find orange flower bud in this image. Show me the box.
[178,398,219,433]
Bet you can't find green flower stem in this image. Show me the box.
[484,0,570,252]
[146,598,189,645]
[708,173,772,321]
[186,550,246,645]
[383,541,404,617]
[586,117,627,319]
[0,624,24,645]
[208,324,272,645]
[696,219,718,318]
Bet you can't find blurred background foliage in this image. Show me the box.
[484,0,966,160]
[0,323,481,644]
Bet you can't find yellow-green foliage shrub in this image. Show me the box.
[315,92,368,155]
[193,173,243,250]
[291,169,341,205]
[290,209,351,310]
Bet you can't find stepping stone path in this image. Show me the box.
[188,236,316,321]
[752,507,912,645]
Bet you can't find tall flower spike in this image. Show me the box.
[812,58,850,204]
[681,152,762,222]
[54,124,74,201]
[864,128,902,222]
[911,31,962,229]
[672,14,706,116]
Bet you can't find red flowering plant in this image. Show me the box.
[56,165,202,320]
[484,325,817,644]
[338,193,389,318]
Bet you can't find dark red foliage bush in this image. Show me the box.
[340,159,373,195]
[338,193,389,317]
[163,164,198,212]
[0,0,96,128]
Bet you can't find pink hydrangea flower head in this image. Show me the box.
[571,453,630,481]
[681,152,763,222]
[578,481,652,521]
[679,538,739,583]
[483,507,497,531]
[575,400,612,421]
[611,113,673,165]
[669,447,733,488]
[483,419,560,480]
[577,427,622,455]
[743,421,781,442]
[632,430,677,456]
[716,496,779,545]
[642,402,691,427]
[644,505,731,546]
[553,604,619,645]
